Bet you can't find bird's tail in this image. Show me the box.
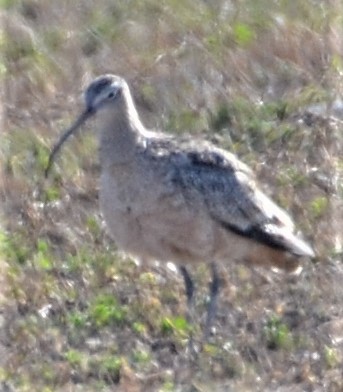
[246,227,314,273]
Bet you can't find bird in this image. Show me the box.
[46,74,315,338]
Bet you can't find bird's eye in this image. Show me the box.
[108,91,115,99]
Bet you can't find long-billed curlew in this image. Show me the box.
[46,74,315,337]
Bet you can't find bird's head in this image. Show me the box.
[85,74,128,114]
[45,74,129,177]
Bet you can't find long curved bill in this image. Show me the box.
[45,108,94,178]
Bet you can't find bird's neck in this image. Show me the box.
[98,95,145,167]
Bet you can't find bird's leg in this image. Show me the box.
[204,262,221,340]
[179,265,195,320]
[179,265,198,355]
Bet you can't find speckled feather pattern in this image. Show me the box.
[58,74,315,273]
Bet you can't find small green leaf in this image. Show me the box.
[233,23,254,46]
[324,345,339,368]
[264,316,293,350]
[309,196,328,218]
[90,294,126,326]
[65,350,82,367]
[161,316,191,335]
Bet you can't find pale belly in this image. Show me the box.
[99,170,217,265]
[98,167,282,268]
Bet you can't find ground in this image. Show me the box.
[0,1,342,391]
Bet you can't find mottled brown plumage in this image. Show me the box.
[47,74,315,337]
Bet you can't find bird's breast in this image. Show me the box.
[98,164,216,264]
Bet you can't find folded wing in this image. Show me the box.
[172,144,314,258]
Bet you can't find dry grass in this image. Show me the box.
[1,1,342,391]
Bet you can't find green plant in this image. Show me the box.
[264,315,293,350]
[90,294,126,327]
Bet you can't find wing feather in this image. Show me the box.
[168,143,314,257]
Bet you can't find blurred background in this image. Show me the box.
[1,1,342,391]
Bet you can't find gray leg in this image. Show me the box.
[179,265,194,310]
[179,266,198,355]
[204,262,221,340]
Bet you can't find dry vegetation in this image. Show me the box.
[1,0,343,391]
